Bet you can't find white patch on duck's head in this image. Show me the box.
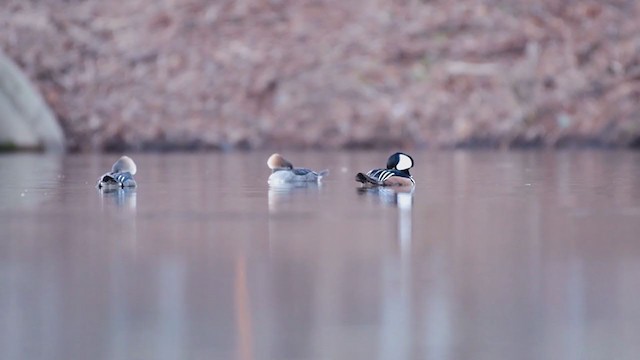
[267,153,293,170]
[112,156,137,175]
[395,153,413,171]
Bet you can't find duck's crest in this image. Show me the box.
[267,153,293,170]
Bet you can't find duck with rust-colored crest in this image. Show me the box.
[267,153,328,185]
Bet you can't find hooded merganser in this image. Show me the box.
[267,153,328,184]
[97,156,137,189]
[355,152,415,186]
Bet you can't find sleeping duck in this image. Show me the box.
[97,156,137,190]
[355,152,415,187]
[267,153,328,184]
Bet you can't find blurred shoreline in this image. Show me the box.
[1,0,639,152]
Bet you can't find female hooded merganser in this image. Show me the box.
[267,153,328,184]
[97,156,137,189]
[355,152,415,186]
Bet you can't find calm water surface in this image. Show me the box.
[1,151,640,360]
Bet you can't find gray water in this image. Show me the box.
[1,151,640,360]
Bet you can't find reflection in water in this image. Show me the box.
[99,188,137,254]
[356,186,414,251]
[356,187,415,360]
[267,183,323,213]
[356,186,414,208]
[99,188,137,211]
[235,255,254,360]
[2,152,640,359]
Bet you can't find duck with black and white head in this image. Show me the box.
[355,152,415,187]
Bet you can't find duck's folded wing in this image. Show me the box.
[366,169,391,182]
[366,169,414,186]
[356,172,379,185]
[292,168,313,176]
[361,169,413,185]
[292,168,329,177]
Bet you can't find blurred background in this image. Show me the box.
[2,0,640,152]
[3,3,640,358]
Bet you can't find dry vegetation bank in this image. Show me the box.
[2,0,639,150]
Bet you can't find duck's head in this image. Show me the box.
[267,153,293,171]
[386,152,414,171]
[111,156,137,175]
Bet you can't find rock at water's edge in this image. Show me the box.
[0,49,64,151]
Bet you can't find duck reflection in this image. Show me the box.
[356,187,414,209]
[99,188,137,211]
[268,183,323,213]
[356,186,415,358]
[98,188,138,255]
[357,187,414,253]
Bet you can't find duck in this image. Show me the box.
[355,152,415,186]
[97,155,137,189]
[267,153,328,184]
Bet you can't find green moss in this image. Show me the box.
[0,142,18,152]
[0,142,44,152]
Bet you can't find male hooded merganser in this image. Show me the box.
[267,153,328,184]
[97,156,137,189]
[355,152,415,186]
